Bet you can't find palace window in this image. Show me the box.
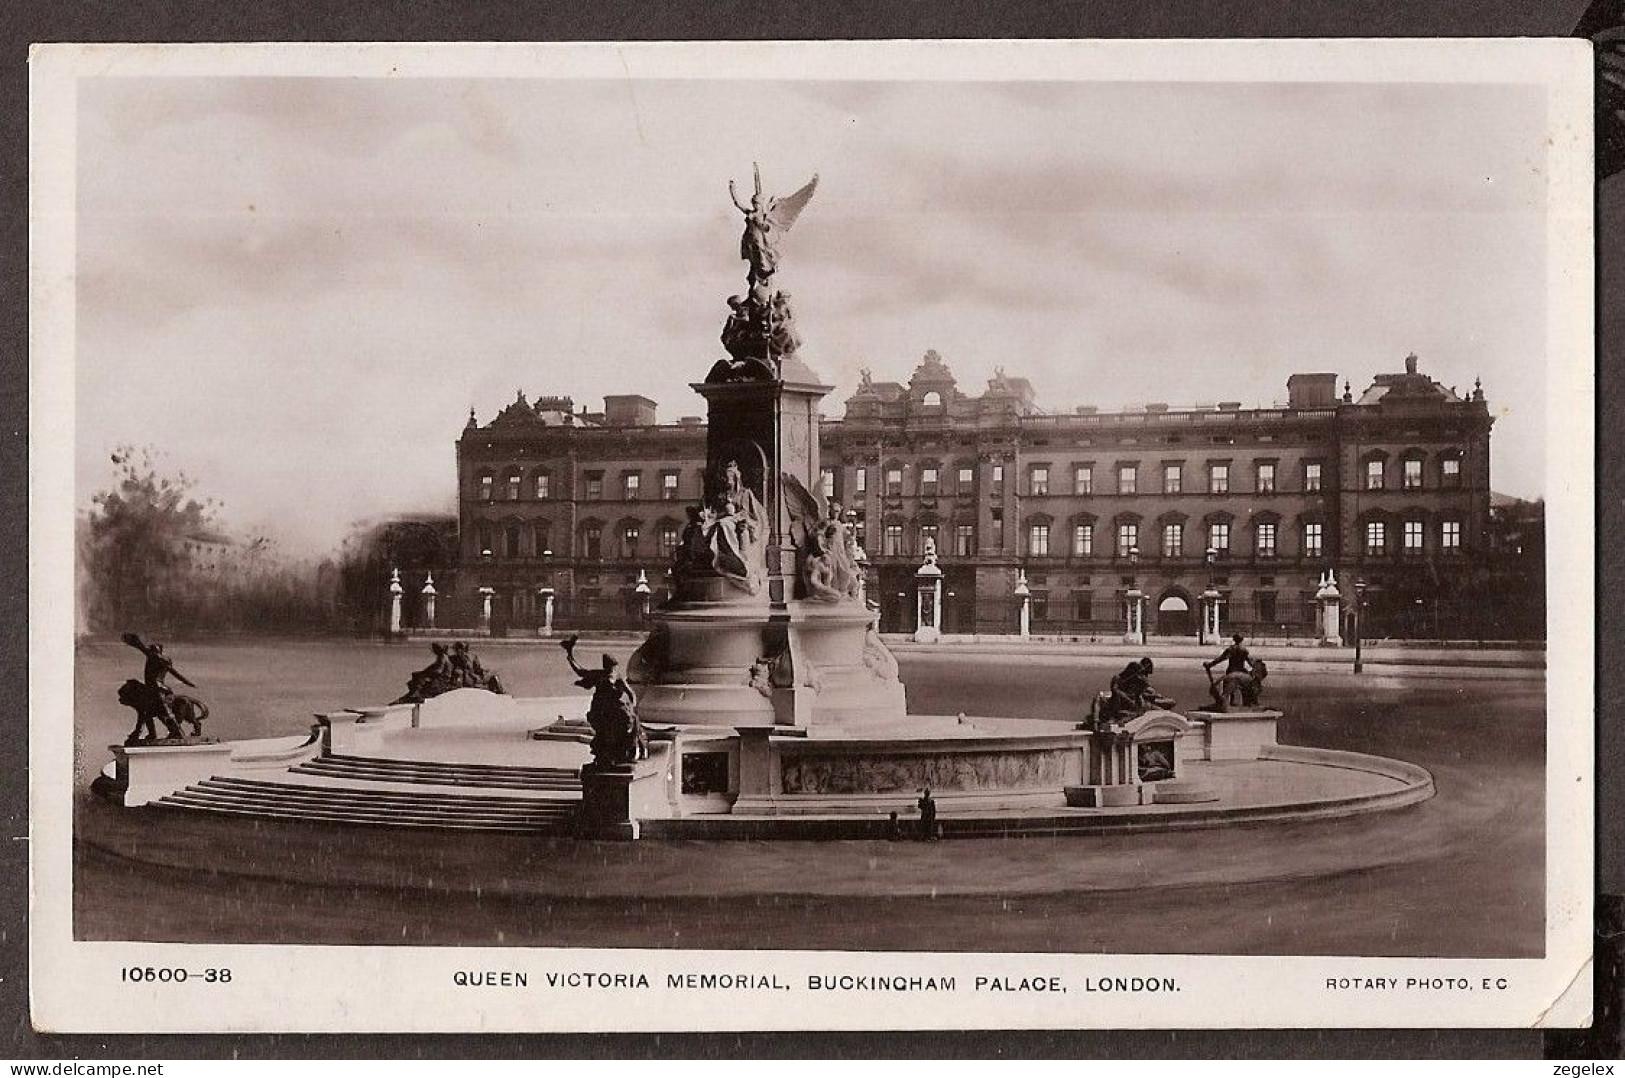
[478,474,494,501]
[503,523,522,559]
[1029,466,1049,496]
[1163,464,1181,494]
[1162,522,1183,558]
[1073,523,1094,557]
[1365,520,1387,556]
[1209,464,1229,494]
[920,466,939,496]
[1403,519,1424,555]
[1442,457,1462,488]
[1303,522,1323,558]
[991,464,1005,495]
[1208,521,1231,555]
[954,523,975,556]
[475,523,492,556]
[855,467,867,495]
[920,523,939,553]
[1256,522,1277,558]
[532,522,551,556]
[660,471,680,500]
[1441,519,1462,552]
[1117,522,1139,557]
[1117,464,1137,495]
[821,467,836,499]
[958,465,975,489]
[621,524,640,559]
[1074,465,1093,495]
[1365,459,1384,491]
[1257,592,1278,623]
[1074,593,1093,621]
[990,508,1004,551]
[506,471,522,501]
[1403,458,1423,490]
[885,467,903,496]
[1029,523,1051,557]
[883,523,904,556]
[1257,462,1276,494]
[659,523,679,559]
[585,472,604,500]
[1304,462,1322,493]
[535,472,552,500]
[583,524,603,560]
[622,473,641,500]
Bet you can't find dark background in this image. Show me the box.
[2,0,1619,1060]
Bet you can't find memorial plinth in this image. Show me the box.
[1065,710,1202,808]
[1188,708,1282,762]
[106,740,232,806]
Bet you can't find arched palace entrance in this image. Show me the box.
[1156,593,1194,638]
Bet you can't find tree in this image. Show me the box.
[82,445,218,632]
[335,516,459,631]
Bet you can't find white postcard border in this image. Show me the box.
[28,38,1596,1033]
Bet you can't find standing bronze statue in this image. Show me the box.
[561,634,647,766]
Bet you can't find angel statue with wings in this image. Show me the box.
[729,164,819,287]
[779,471,864,603]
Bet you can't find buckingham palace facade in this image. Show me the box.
[444,350,1518,640]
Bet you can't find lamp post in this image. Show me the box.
[1124,545,1144,645]
[635,568,652,620]
[1353,578,1368,674]
[421,571,437,630]
[913,539,943,643]
[536,548,555,637]
[1200,547,1220,644]
[387,567,404,636]
[1314,568,1342,646]
[477,586,495,633]
[1013,570,1031,638]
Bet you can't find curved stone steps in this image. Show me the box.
[201,776,578,809]
[292,753,582,791]
[155,777,578,833]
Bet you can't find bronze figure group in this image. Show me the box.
[118,633,209,745]
[393,641,507,704]
[1089,634,1269,729]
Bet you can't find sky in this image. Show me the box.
[75,74,1552,556]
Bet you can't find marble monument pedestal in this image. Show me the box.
[104,740,232,807]
[1064,709,1215,808]
[1188,707,1282,762]
[630,597,906,732]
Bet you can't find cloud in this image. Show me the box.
[72,74,1554,554]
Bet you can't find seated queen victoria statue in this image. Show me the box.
[669,458,769,598]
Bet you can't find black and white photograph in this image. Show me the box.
[28,40,1594,1032]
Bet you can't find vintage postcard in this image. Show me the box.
[29,39,1594,1032]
